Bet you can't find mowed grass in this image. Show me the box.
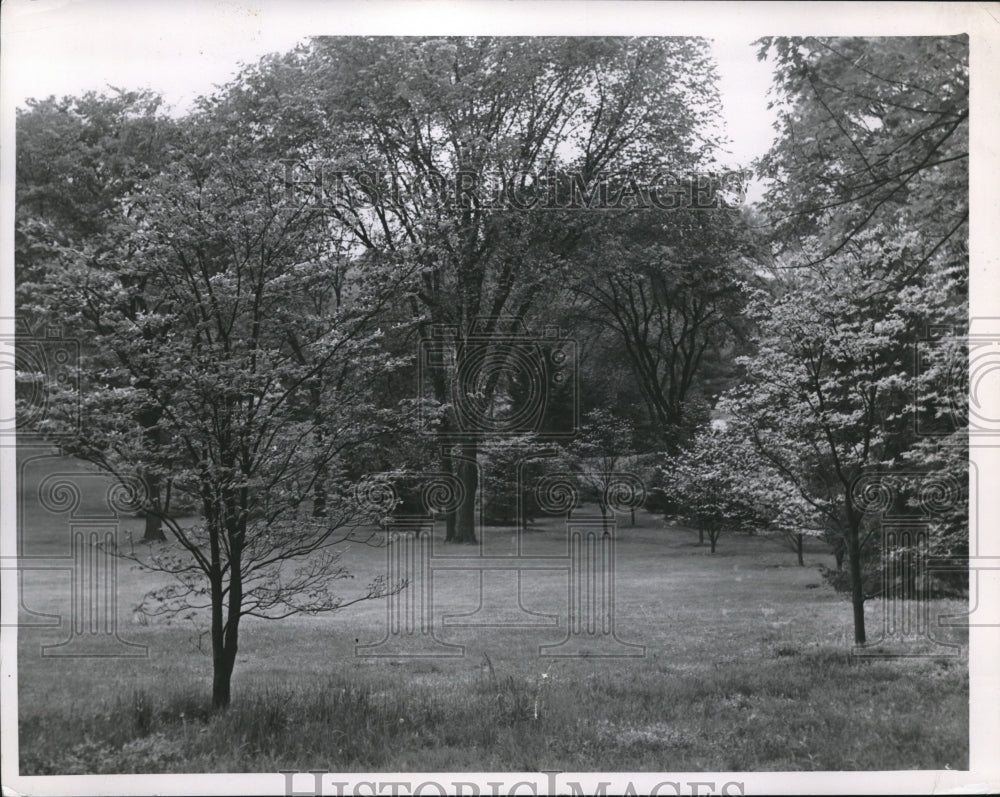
[15,447,968,773]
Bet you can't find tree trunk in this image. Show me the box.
[141,473,166,542]
[439,447,458,541]
[699,527,705,546]
[209,571,232,709]
[796,533,804,566]
[834,538,845,570]
[630,508,635,527]
[212,643,237,710]
[709,529,717,554]
[208,487,245,710]
[215,553,244,708]
[452,439,478,543]
[143,510,164,542]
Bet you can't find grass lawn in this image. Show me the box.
[14,446,968,773]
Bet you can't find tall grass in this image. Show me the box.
[15,482,969,775]
[19,646,967,774]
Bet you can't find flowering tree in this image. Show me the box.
[34,122,410,709]
[15,89,178,540]
[739,451,826,566]
[721,233,965,642]
[561,408,637,534]
[660,418,826,561]
[742,36,968,643]
[659,426,755,553]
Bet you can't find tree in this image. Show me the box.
[35,123,407,709]
[16,90,178,540]
[15,89,172,283]
[561,408,637,534]
[744,36,969,643]
[757,36,968,273]
[478,434,546,528]
[722,232,964,642]
[657,416,825,562]
[738,440,826,566]
[659,425,756,553]
[241,36,725,542]
[570,208,760,450]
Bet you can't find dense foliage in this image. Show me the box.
[15,35,968,704]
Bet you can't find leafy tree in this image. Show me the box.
[657,417,824,562]
[34,124,407,709]
[478,434,546,528]
[237,36,725,542]
[757,35,968,272]
[748,476,824,567]
[561,408,637,534]
[659,425,755,553]
[16,90,178,539]
[16,89,172,285]
[721,232,964,642]
[570,209,761,450]
[745,36,968,643]
[734,433,826,566]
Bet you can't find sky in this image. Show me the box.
[1,0,779,173]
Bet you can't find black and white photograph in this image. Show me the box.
[1,2,998,795]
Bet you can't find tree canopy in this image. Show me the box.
[14,34,969,705]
